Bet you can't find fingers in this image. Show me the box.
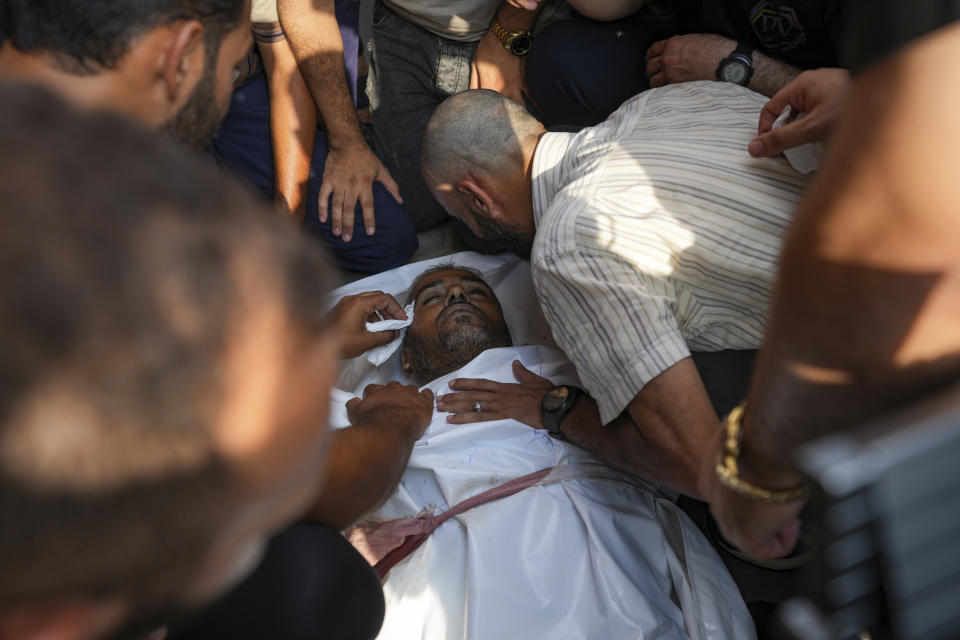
[377,164,404,205]
[364,329,399,350]
[345,396,361,420]
[365,292,406,320]
[718,513,802,560]
[644,55,662,80]
[506,0,539,8]
[748,119,815,158]
[358,185,376,237]
[757,98,788,137]
[447,411,500,424]
[448,378,502,392]
[512,360,550,385]
[420,388,435,405]
[756,86,801,136]
[435,391,497,413]
[645,39,666,62]
[331,190,348,241]
[644,41,666,86]
[318,179,333,224]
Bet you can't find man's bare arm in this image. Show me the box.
[560,358,718,498]
[469,2,545,103]
[257,32,317,218]
[504,0,644,21]
[278,0,402,241]
[747,22,960,466]
[437,358,716,497]
[705,22,960,559]
[645,34,801,97]
[304,383,434,530]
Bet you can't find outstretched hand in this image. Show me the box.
[346,381,435,440]
[326,291,407,360]
[437,360,554,427]
[749,68,851,158]
[319,143,403,243]
[645,34,735,88]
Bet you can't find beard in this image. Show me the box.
[474,214,534,260]
[404,314,513,385]
[160,45,225,151]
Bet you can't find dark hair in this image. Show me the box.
[0,83,332,604]
[1,0,247,74]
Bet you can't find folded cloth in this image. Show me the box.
[365,303,415,366]
[772,105,824,174]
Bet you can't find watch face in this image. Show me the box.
[543,387,569,412]
[510,34,532,56]
[721,60,749,85]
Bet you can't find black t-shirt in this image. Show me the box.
[669,0,849,69]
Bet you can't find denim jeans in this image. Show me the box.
[364,0,478,233]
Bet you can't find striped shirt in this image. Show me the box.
[530,81,811,423]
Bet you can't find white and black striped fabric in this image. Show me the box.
[530,81,811,423]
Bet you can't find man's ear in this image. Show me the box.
[401,347,414,378]
[160,20,205,103]
[457,177,503,222]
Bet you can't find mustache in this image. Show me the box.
[437,300,487,326]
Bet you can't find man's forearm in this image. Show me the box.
[559,400,686,489]
[278,0,363,149]
[565,0,644,21]
[561,362,713,498]
[304,410,423,530]
[258,38,317,217]
[748,51,801,98]
[744,23,960,466]
[494,2,543,30]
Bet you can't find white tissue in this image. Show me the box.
[365,303,415,366]
[772,105,823,174]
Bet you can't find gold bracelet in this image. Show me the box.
[715,403,810,504]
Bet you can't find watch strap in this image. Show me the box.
[732,42,754,60]
[490,20,511,47]
[541,385,582,438]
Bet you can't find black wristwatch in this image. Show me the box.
[716,43,754,86]
[541,385,583,439]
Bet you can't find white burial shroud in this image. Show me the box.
[327,253,754,639]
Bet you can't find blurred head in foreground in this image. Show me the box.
[0,84,336,640]
[0,0,253,148]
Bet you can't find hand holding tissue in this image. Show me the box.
[365,303,415,366]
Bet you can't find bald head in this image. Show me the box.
[421,89,545,186]
[421,90,545,258]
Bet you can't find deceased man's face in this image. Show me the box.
[401,269,512,385]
